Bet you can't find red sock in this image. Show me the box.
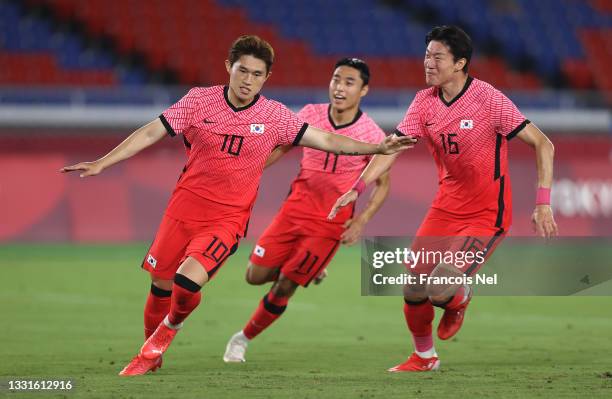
[443,285,467,310]
[403,299,434,352]
[144,284,172,339]
[243,291,289,340]
[168,274,202,326]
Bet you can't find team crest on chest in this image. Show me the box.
[250,124,265,134]
[460,119,473,129]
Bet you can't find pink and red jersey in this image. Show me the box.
[160,85,307,235]
[396,77,528,230]
[280,103,386,227]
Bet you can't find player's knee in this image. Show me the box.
[427,262,462,304]
[177,256,209,286]
[245,263,269,285]
[426,284,456,304]
[428,293,453,306]
[271,275,298,298]
[244,268,262,285]
[151,276,173,291]
[428,283,463,306]
[403,281,427,303]
[404,292,428,303]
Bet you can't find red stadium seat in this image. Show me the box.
[579,29,612,93]
[562,59,594,90]
[13,0,575,91]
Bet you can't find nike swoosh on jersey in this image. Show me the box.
[203,119,216,124]
[425,122,435,126]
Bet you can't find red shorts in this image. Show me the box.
[409,209,507,276]
[249,213,340,287]
[142,214,240,281]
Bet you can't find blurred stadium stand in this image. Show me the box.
[0,0,610,241]
[0,0,609,112]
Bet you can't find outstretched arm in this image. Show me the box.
[515,122,558,238]
[340,170,391,245]
[298,125,416,156]
[328,152,401,219]
[265,145,293,168]
[356,152,400,185]
[60,118,168,177]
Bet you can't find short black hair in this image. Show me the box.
[425,25,472,73]
[334,57,370,86]
[228,35,274,74]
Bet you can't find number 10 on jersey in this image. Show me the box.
[221,134,244,156]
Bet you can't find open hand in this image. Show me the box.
[328,190,359,220]
[340,217,365,246]
[377,134,417,155]
[531,205,558,238]
[59,161,104,177]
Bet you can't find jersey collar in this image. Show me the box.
[223,85,261,112]
[327,104,363,130]
[438,76,473,107]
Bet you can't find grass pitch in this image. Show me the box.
[1,243,611,398]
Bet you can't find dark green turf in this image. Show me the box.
[1,243,611,398]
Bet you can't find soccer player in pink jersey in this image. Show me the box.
[60,36,414,376]
[329,26,558,372]
[223,58,391,363]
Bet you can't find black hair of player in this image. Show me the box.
[334,57,370,86]
[228,35,274,74]
[425,26,473,73]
